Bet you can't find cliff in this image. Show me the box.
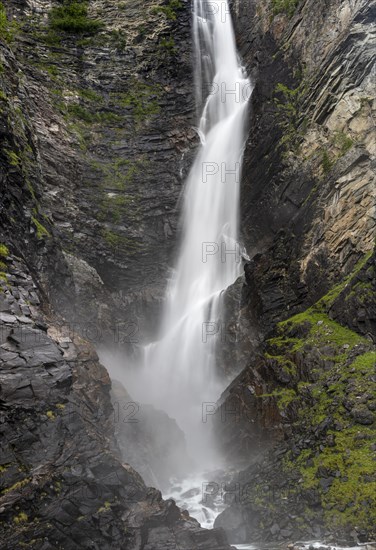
[214,0,376,543]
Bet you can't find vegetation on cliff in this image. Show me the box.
[49,1,102,34]
[235,250,376,539]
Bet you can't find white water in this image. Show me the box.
[102,0,251,531]
[128,0,252,468]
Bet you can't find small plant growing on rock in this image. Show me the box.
[333,131,354,156]
[5,150,21,167]
[31,215,51,240]
[152,0,183,21]
[0,1,19,43]
[272,0,300,18]
[321,149,333,174]
[49,1,102,35]
[0,244,8,272]
[274,81,307,151]
[13,512,28,524]
[0,243,9,257]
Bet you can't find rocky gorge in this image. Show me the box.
[0,0,375,548]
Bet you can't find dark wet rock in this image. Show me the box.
[214,504,249,544]
[0,256,232,549]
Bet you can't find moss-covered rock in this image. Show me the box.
[215,248,376,542]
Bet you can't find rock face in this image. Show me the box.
[1,0,197,341]
[213,0,376,542]
[215,251,376,543]
[0,255,233,548]
[236,0,375,327]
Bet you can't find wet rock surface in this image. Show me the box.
[211,0,376,543]
[215,251,376,543]
[1,0,197,339]
[0,255,233,548]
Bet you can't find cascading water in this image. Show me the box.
[100,0,252,536]
[138,0,252,463]
[103,0,252,526]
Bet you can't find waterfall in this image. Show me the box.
[139,0,252,465]
[105,0,252,475]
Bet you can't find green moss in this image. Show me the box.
[321,131,354,175]
[0,244,9,257]
[281,335,376,532]
[159,36,176,54]
[65,103,122,124]
[274,80,307,151]
[151,0,183,20]
[321,149,333,174]
[98,500,111,513]
[0,90,7,101]
[13,512,28,524]
[271,0,300,17]
[43,30,62,46]
[91,158,142,191]
[345,281,374,304]
[46,410,55,420]
[78,88,103,103]
[99,193,139,224]
[316,249,373,310]
[45,64,59,77]
[0,1,19,43]
[102,229,142,254]
[66,104,95,123]
[265,353,297,377]
[333,131,354,156]
[2,478,31,495]
[266,335,301,352]
[31,216,51,240]
[49,2,102,35]
[280,310,367,351]
[275,388,297,409]
[299,426,376,529]
[349,351,376,371]
[67,122,90,151]
[108,28,128,51]
[110,80,161,124]
[5,150,21,167]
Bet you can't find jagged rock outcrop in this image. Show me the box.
[215,250,376,543]
[213,0,376,543]
[0,252,233,548]
[236,0,375,326]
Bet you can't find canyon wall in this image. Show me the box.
[214,0,376,543]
